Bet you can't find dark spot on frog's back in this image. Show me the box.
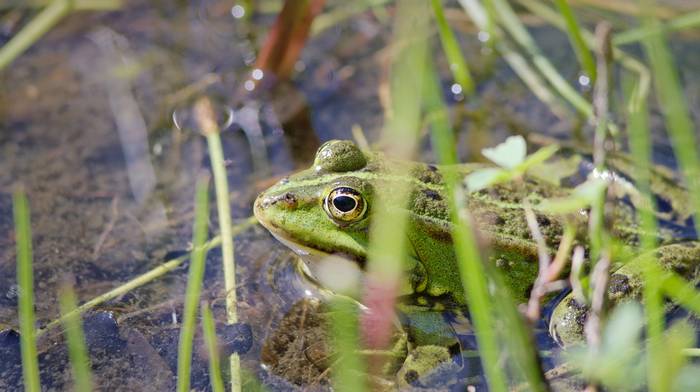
[422,189,442,201]
[416,165,443,185]
[607,274,631,296]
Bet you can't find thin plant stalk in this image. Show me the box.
[177,175,211,392]
[553,0,596,81]
[14,189,41,392]
[0,0,72,71]
[423,55,508,392]
[431,0,475,94]
[201,302,225,392]
[58,284,93,392]
[614,9,700,45]
[194,97,242,392]
[36,216,256,337]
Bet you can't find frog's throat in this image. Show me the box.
[261,225,365,283]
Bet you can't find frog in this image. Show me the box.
[253,139,700,384]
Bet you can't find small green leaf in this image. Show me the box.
[540,178,607,213]
[464,168,509,192]
[481,135,527,169]
[517,144,559,171]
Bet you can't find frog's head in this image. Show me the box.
[254,140,377,274]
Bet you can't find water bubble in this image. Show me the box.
[152,142,163,156]
[477,31,490,43]
[251,68,264,81]
[294,61,306,72]
[231,5,245,19]
[578,74,591,87]
[244,80,255,91]
[172,100,234,134]
[450,83,463,95]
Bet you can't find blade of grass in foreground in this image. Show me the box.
[331,296,365,392]
[624,76,663,392]
[422,53,513,392]
[14,189,41,392]
[176,175,211,392]
[58,284,93,392]
[201,302,225,392]
[639,4,700,239]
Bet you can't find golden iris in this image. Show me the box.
[324,187,366,223]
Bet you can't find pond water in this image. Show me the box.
[1,1,699,391]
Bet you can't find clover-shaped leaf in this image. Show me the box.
[482,135,527,169]
[464,136,558,192]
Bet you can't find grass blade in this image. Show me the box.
[553,0,596,81]
[423,49,509,392]
[58,284,93,392]
[195,96,243,392]
[14,189,41,392]
[614,9,700,45]
[490,0,593,119]
[431,0,475,94]
[176,175,211,392]
[0,0,73,71]
[639,3,700,241]
[37,217,256,338]
[330,296,365,392]
[624,75,664,392]
[201,302,225,392]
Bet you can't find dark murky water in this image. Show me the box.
[1,1,700,390]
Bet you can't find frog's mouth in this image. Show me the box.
[258,211,365,286]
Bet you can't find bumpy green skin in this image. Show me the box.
[254,140,698,371]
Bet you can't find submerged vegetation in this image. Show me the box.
[3,0,700,391]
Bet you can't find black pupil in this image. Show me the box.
[333,195,357,213]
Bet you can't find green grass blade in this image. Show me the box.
[624,76,664,392]
[553,0,596,81]
[457,0,572,119]
[431,0,475,94]
[14,189,41,392]
[37,217,256,338]
[639,3,700,242]
[176,175,211,392]
[423,51,509,392]
[196,96,243,392]
[0,0,72,71]
[201,302,225,392]
[330,297,366,392]
[58,284,93,392]
[490,0,592,118]
[614,9,700,46]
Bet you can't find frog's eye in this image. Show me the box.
[324,187,367,223]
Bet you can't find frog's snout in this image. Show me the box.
[254,191,298,217]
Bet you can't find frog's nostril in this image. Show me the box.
[259,192,298,210]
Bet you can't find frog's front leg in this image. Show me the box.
[393,303,463,386]
[549,242,700,346]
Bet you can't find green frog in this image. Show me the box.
[254,139,700,382]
